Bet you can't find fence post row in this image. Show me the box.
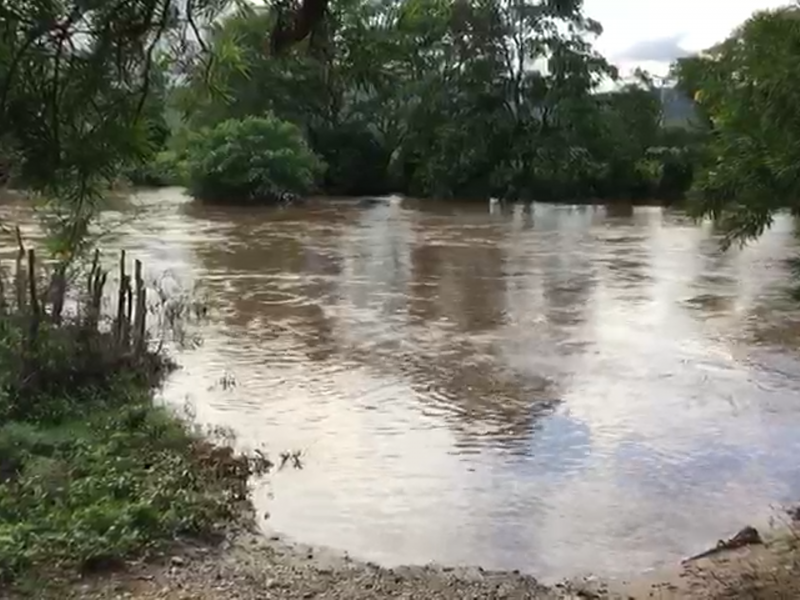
[1,240,148,356]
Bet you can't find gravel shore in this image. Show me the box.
[24,527,573,600]
[8,504,800,600]
[8,521,800,600]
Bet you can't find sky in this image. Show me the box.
[585,0,792,78]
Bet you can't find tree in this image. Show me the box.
[0,0,229,257]
[588,77,664,198]
[155,0,693,202]
[672,5,800,247]
[270,0,331,55]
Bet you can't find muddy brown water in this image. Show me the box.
[3,188,800,583]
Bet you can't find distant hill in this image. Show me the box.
[595,85,701,129]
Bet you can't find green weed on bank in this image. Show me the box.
[0,251,271,591]
[0,351,269,589]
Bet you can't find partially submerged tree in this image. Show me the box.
[187,114,324,204]
[3,0,690,213]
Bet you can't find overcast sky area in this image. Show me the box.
[585,0,791,78]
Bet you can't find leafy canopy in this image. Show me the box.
[672,5,800,247]
[173,0,694,202]
[0,0,230,256]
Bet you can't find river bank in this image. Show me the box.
[8,508,800,600]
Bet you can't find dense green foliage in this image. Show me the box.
[156,0,698,203]
[0,0,228,256]
[672,5,800,247]
[2,0,701,206]
[125,149,190,188]
[0,265,269,588]
[187,115,325,203]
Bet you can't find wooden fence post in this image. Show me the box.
[14,226,25,312]
[0,266,5,316]
[27,249,40,338]
[115,250,127,348]
[132,259,147,356]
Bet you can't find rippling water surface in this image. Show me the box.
[3,188,800,581]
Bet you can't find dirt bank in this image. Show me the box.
[7,518,800,600]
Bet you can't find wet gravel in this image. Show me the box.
[8,524,797,599]
[16,529,578,600]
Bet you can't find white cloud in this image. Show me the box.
[615,34,690,63]
[584,0,792,76]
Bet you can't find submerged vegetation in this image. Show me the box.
[6,0,796,224]
[115,0,800,243]
[2,0,799,227]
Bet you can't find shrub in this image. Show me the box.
[124,150,189,188]
[0,321,167,424]
[187,114,324,204]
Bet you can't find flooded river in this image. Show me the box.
[3,188,800,582]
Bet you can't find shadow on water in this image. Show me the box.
[3,189,800,581]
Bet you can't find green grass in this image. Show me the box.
[0,318,269,590]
